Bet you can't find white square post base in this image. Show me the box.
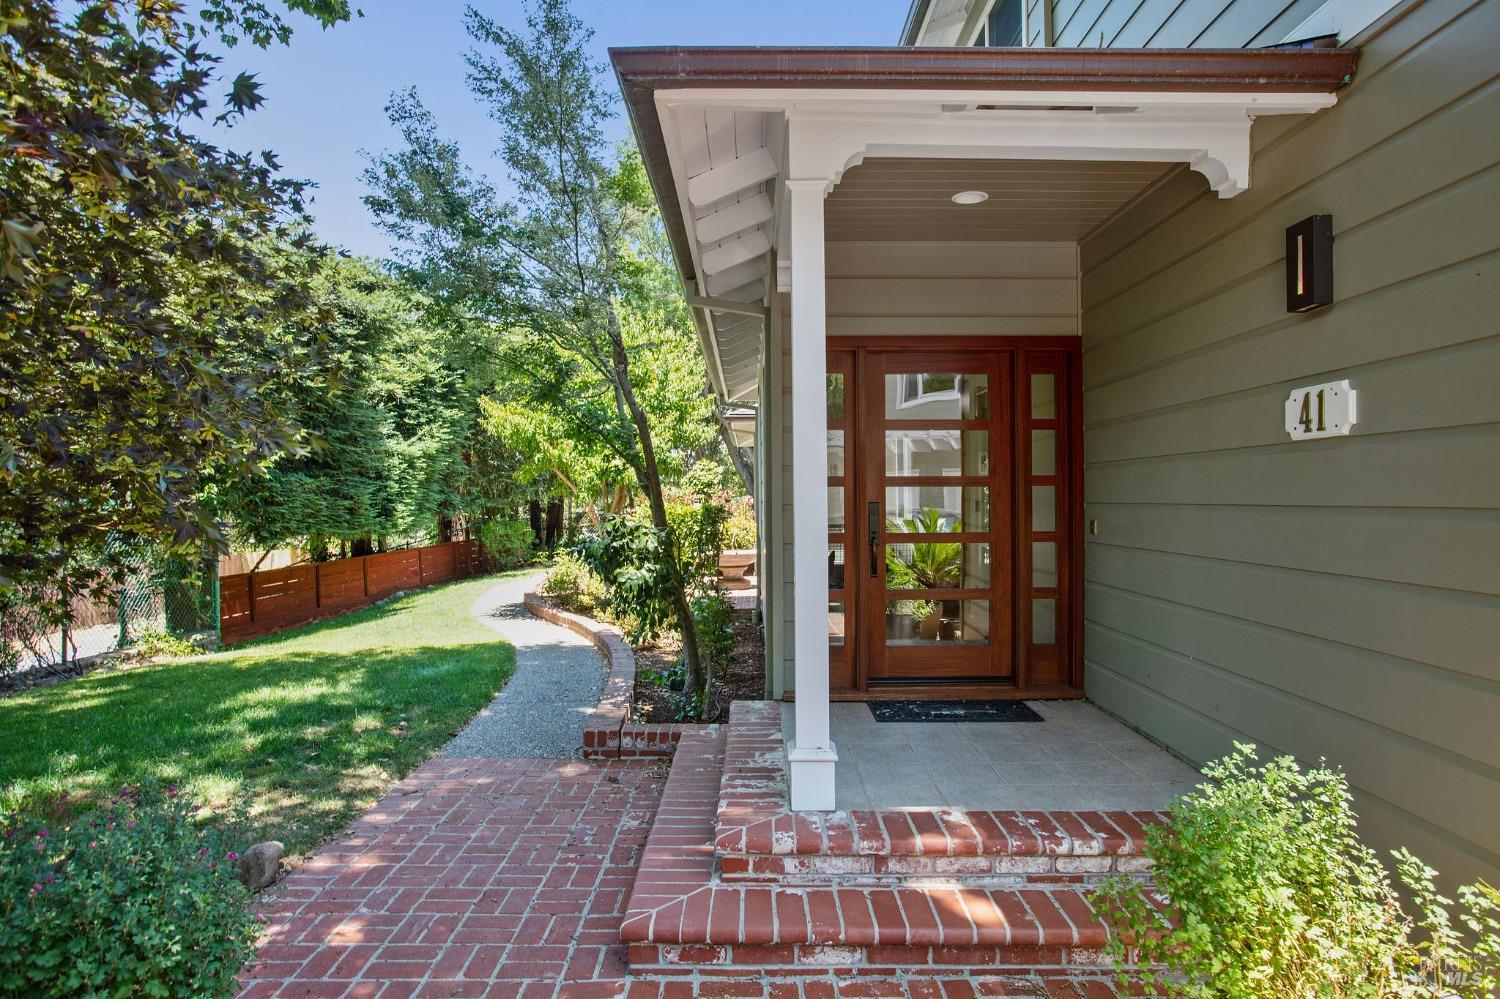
[787,743,839,811]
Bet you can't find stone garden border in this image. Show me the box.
[522,592,715,759]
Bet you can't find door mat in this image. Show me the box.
[867,700,1044,723]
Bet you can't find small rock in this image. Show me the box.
[237,841,285,892]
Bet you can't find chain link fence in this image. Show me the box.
[0,550,219,688]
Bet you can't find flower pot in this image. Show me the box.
[718,549,757,581]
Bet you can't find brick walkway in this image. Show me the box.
[238,755,1125,998]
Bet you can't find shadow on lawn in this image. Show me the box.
[1,640,514,856]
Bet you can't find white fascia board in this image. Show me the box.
[658,88,1336,200]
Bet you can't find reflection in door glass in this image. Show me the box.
[1031,485,1056,532]
[1032,542,1057,589]
[827,543,846,590]
[885,486,990,532]
[885,543,991,591]
[829,602,846,646]
[885,430,989,477]
[885,600,990,645]
[885,373,989,419]
[827,487,845,532]
[1031,373,1056,419]
[1032,598,1057,644]
[827,430,845,476]
[827,373,845,420]
[1031,429,1057,476]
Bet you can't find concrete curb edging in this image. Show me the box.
[522,592,715,759]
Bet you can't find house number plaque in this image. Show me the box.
[1285,379,1357,440]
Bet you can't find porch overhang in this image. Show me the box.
[611,44,1357,810]
[611,44,1358,408]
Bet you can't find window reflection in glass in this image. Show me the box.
[885,486,990,532]
[828,543,846,591]
[827,430,845,477]
[885,430,989,477]
[885,373,989,420]
[827,373,845,420]
[827,487,845,532]
[886,600,990,645]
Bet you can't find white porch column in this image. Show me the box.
[786,176,837,811]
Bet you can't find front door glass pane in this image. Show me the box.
[827,374,845,420]
[1031,485,1056,532]
[828,543,846,590]
[886,600,990,645]
[827,430,845,476]
[1031,374,1056,419]
[1032,598,1057,644]
[886,542,991,591]
[885,373,989,420]
[829,602,846,646]
[827,487,845,532]
[885,486,990,532]
[1032,541,1057,588]
[1031,430,1057,476]
[885,430,989,477]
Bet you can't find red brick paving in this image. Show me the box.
[238,755,1128,998]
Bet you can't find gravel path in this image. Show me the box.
[441,571,604,759]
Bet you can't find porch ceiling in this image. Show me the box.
[825,157,1175,243]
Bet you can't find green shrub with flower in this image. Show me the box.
[0,785,260,998]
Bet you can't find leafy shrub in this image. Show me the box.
[538,552,606,616]
[1091,743,1500,998]
[0,786,260,998]
[576,517,676,642]
[721,495,756,551]
[638,660,685,692]
[135,628,201,660]
[660,493,728,588]
[479,518,534,570]
[691,591,736,678]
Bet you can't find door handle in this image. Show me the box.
[868,501,881,578]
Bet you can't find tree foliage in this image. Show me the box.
[220,256,526,554]
[0,0,354,612]
[363,0,727,701]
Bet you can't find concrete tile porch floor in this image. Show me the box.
[781,699,1203,811]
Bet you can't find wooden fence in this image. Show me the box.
[219,540,482,644]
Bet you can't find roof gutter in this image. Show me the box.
[610,45,1358,93]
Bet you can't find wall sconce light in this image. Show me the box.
[1286,214,1333,312]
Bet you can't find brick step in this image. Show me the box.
[715,703,1162,887]
[627,941,1121,978]
[623,727,1152,978]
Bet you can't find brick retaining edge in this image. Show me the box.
[522,592,715,759]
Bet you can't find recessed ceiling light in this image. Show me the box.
[951,190,989,205]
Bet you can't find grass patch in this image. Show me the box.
[0,573,522,860]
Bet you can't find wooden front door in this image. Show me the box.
[826,339,1080,696]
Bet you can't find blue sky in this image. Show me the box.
[205,0,911,258]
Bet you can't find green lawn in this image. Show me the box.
[0,573,520,860]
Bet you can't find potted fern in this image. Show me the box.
[886,508,962,640]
